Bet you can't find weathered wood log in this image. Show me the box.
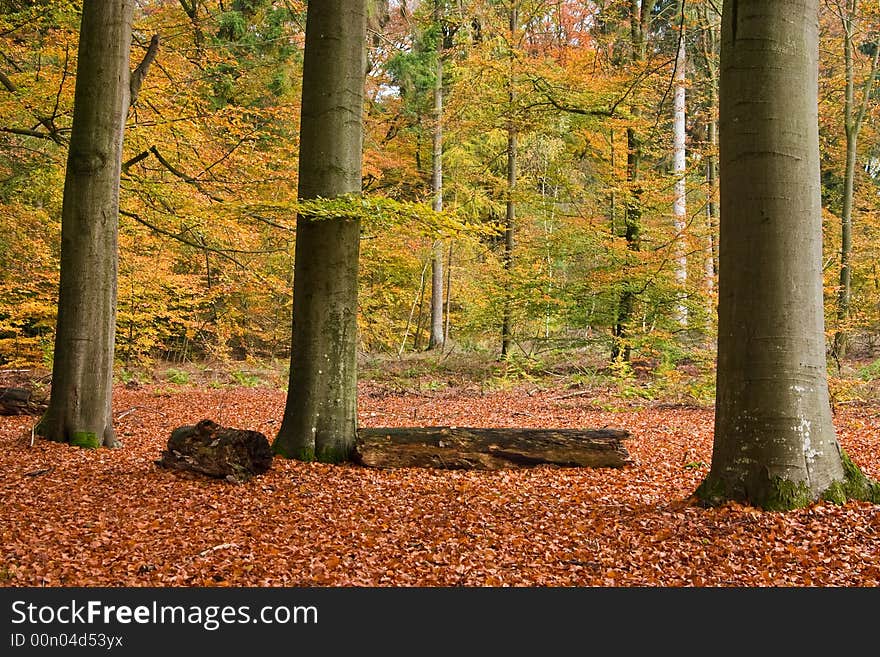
[0,387,48,415]
[156,419,273,482]
[354,426,631,470]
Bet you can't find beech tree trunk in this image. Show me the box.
[36,0,133,449]
[501,4,518,359]
[697,0,878,509]
[274,0,366,462]
[356,427,631,470]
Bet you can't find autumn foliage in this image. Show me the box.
[1,380,879,587]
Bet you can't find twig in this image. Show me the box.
[555,389,593,400]
[197,543,238,557]
[115,405,168,421]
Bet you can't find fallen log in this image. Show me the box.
[156,419,273,482]
[355,426,631,470]
[0,387,48,415]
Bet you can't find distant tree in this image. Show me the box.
[36,0,134,448]
[273,0,367,462]
[696,0,879,509]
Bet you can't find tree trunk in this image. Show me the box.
[697,0,879,509]
[672,23,688,327]
[274,0,366,463]
[36,0,133,449]
[613,0,656,362]
[356,426,631,469]
[501,4,518,359]
[698,1,720,334]
[429,0,445,351]
[833,0,880,359]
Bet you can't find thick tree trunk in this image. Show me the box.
[274,0,366,463]
[36,0,133,449]
[672,25,688,327]
[356,426,631,469]
[697,0,878,509]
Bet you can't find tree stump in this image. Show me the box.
[355,426,631,470]
[156,419,273,482]
[0,387,48,415]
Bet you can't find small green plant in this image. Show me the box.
[231,369,263,387]
[165,368,190,385]
[858,358,880,381]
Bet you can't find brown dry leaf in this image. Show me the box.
[0,383,879,587]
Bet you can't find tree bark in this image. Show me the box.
[356,426,631,469]
[501,3,518,359]
[672,22,688,327]
[36,0,133,449]
[157,419,273,482]
[833,0,880,359]
[274,0,366,463]
[613,0,656,362]
[429,0,445,351]
[697,0,878,509]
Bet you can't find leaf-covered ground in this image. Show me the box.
[1,383,879,586]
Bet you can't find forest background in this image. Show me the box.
[2,0,880,401]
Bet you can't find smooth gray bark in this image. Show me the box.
[36,0,134,449]
[500,4,518,359]
[698,0,853,509]
[274,0,366,462]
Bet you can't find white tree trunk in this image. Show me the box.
[673,26,688,327]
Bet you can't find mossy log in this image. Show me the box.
[156,419,273,482]
[0,387,48,415]
[354,426,631,470]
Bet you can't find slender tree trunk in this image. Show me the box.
[673,23,688,327]
[444,241,453,343]
[833,0,880,359]
[699,1,720,332]
[429,1,445,350]
[501,3,518,358]
[705,95,718,319]
[697,0,878,509]
[613,0,656,361]
[36,0,134,449]
[274,0,366,463]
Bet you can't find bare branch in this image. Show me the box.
[130,35,160,108]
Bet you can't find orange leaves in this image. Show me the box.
[1,382,880,587]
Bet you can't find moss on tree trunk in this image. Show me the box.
[273,0,366,463]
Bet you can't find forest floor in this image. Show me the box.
[1,354,880,587]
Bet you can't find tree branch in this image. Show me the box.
[130,35,160,108]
